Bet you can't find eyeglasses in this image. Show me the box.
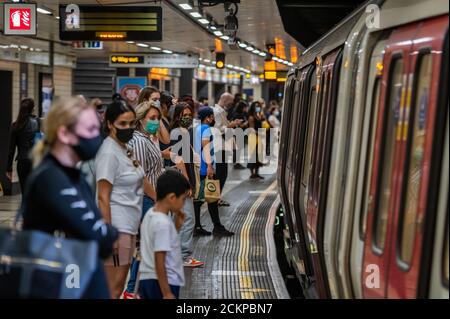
[126,148,140,168]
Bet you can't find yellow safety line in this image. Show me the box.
[237,181,277,299]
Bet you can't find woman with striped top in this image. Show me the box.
[124,101,187,298]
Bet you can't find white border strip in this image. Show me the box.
[265,195,290,299]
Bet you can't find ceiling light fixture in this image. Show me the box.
[238,42,247,48]
[150,46,162,51]
[162,49,173,54]
[213,30,223,37]
[179,3,193,10]
[198,18,209,24]
[137,43,149,48]
[37,7,52,15]
[220,35,230,40]
[190,12,202,18]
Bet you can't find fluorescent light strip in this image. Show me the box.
[259,52,266,57]
[220,35,230,40]
[198,18,209,25]
[245,47,253,51]
[137,43,149,48]
[179,3,193,10]
[162,49,173,54]
[238,42,247,48]
[226,64,234,68]
[37,7,52,15]
[213,30,223,36]
[203,59,210,63]
[150,46,161,51]
[190,12,202,18]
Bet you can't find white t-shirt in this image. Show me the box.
[95,136,144,235]
[139,208,185,287]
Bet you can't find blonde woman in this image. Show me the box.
[22,97,118,298]
[123,101,188,298]
[95,101,145,299]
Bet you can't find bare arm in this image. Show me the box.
[158,120,170,145]
[155,251,175,299]
[143,178,156,201]
[97,180,113,224]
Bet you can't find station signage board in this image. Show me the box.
[109,53,199,69]
[3,2,37,36]
[59,5,162,41]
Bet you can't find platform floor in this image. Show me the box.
[0,159,289,299]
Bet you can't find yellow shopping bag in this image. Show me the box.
[204,178,221,203]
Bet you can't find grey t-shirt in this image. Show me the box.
[95,136,144,235]
[139,208,185,287]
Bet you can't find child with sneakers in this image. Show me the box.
[138,169,191,299]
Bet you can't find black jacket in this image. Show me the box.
[7,117,39,171]
[22,154,119,298]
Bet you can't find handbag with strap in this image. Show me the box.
[0,178,99,299]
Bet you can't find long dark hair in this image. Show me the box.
[13,98,35,130]
[103,100,135,135]
[248,101,261,117]
[235,100,248,114]
[170,102,193,130]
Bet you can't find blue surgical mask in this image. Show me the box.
[145,119,160,135]
[152,100,161,108]
[255,107,261,113]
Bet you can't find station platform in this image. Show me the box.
[0,160,289,300]
[181,162,289,299]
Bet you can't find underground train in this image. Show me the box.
[276,0,449,298]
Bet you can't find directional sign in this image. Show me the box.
[3,2,37,36]
[109,53,199,68]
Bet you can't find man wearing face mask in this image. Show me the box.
[212,93,242,207]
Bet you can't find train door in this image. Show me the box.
[427,28,448,300]
[289,65,316,281]
[386,16,448,299]
[306,48,342,298]
[277,75,299,253]
[349,37,387,298]
[361,21,418,299]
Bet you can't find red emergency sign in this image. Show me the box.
[9,8,31,30]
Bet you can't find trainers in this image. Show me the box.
[184,258,205,268]
[122,291,136,299]
[213,227,234,237]
[193,227,212,237]
[218,199,231,207]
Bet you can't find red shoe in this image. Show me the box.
[183,257,205,268]
[122,291,136,299]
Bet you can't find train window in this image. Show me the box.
[399,54,433,265]
[374,57,404,251]
[302,88,317,186]
[360,77,381,239]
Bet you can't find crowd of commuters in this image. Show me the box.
[3,87,282,299]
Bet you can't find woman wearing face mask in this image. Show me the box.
[247,102,264,179]
[122,101,167,298]
[160,91,174,167]
[169,103,205,267]
[268,106,281,129]
[137,86,170,146]
[22,97,119,298]
[95,101,145,299]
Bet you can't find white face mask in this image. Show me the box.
[152,100,161,108]
[274,110,280,116]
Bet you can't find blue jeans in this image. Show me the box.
[179,198,195,260]
[138,279,180,299]
[126,195,154,294]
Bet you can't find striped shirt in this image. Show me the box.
[128,130,164,188]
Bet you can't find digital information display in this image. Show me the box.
[59,5,162,41]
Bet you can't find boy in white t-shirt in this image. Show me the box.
[138,169,191,299]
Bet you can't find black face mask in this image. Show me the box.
[72,135,102,161]
[115,127,134,144]
[209,120,216,127]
